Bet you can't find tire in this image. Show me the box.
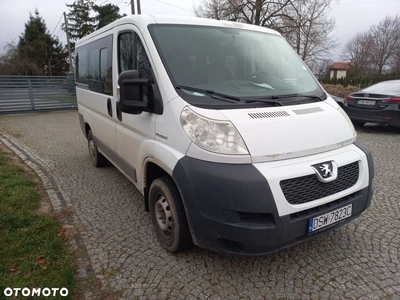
[87,130,107,167]
[149,177,192,253]
[353,121,366,127]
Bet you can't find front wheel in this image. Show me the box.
[149,177,192,253]
[87,130,107,167]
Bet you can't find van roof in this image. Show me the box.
[75,14,280,45]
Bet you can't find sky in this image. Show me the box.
[0,0,400,61]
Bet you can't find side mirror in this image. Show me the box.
[117,70,153,114]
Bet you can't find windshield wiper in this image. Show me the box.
[271,94,325,101]
[245,93,324,104]
[176,85,325,105]
[244,97,283,106]
[294,94,325,101]
[270,93,299,100]
[245,95,286,106]
[176,85,241,103]
[244,93,299,104]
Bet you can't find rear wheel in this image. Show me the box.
[87,130,107,167]
[149,177,192,253]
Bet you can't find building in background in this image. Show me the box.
[329,62,351,80]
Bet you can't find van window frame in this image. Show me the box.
[75,34,113,96]
[117,30,154,82]
[148,24,325,109]
[116,29,163,114]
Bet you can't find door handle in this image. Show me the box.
[107,98,113,117]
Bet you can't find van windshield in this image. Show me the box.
[149,24,325,107]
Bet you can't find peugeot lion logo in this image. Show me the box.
[311,161,338,183]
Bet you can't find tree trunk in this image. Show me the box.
[255,0,262,25]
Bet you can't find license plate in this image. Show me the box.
[357,100,375,105]
[308,204,352,233]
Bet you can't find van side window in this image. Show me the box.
[100,48,112,95]
[76,50,88,83]
[75,35,113,95]
[118,33,134,73]
[118,32,153,81]
[118,32,154,102]
[136,38,153,102]
[136,38,152,82]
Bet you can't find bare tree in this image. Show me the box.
[195,0,337,69]
[0,41,37,75]
[369,15,400,74]
[389,47,400,75]
[195,0,235,21]
[195,0,294,29]
[283,0,338,70]
[0,43,16,75]
[342,32,374,76]
[342,15,400,76]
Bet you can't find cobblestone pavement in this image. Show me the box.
[1,111,399,300]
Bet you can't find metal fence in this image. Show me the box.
[0,76,77,115]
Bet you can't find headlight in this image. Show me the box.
[180,107,249,155]
[338,106,356,136]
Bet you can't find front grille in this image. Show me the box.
[280,162,359,205]
[289,191,359,221]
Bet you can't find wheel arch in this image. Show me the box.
[142,142,186,212]
[84,123,91,139]
[143,161,171,212]
[79,110,94,139]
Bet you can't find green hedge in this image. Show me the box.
[320,74,400,89]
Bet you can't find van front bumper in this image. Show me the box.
[172,141,374,256]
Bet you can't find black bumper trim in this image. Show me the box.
[172,154,373,256]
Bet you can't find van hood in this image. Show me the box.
[219,102,356,163]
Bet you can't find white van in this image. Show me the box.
[75,15,374,255]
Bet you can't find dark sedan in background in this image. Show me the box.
[330,95,344,107]
[343,80,400,127]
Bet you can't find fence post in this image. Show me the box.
[28,78,35,110]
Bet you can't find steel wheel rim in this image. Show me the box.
[155,195,173,236]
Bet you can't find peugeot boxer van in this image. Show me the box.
[75,15,374,255]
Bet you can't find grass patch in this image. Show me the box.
[0,149,74,299]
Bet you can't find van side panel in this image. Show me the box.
[116,114,156,185]
[76,33,117,164]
